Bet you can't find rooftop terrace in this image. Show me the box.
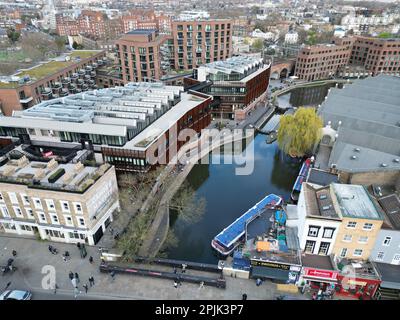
[0,146,111,193]
[0,50,104,88]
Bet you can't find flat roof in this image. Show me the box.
[127,29,157,34]
[332,183,383,220]
[302,254,335,271]
[373,262,400,288]
[307,168,339,186]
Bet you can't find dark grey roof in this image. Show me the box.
[307,168,339,186]
[379,194,400,230]
[373,262,400,288]
[301,254,335,271]
[318,75,400,173]
[127,29,157,35]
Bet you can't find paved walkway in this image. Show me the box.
[0,236,304,300]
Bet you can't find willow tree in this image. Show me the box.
[277,107,323,157]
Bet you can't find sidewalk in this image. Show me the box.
[0,236,300,300]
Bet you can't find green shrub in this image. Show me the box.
[48,168,65,183]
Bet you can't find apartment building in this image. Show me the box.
[0,82,212,172]
[191,55,271,120]
[294,38,353,81]
[0,50,106,116]
[0,151,119,245]
[115,29,166,82]
[349,36,400,76]
[370,194,400,265]
[296,183,342,256]
[170,19,233,71]
[331,183,384,260]
[121,10,171,34]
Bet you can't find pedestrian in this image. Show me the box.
[256,278,262,286]
[89,276,95,287]
[173,267,177,274]
[65,251,70,260]
[174,281,178,289]
[12,250,17,257]
[242,293,247,300]
[77,242,81,249]
[73,287,81,299]
[69,271,74,280]
[48,245,53,253]
[62,254,67,262]
[75,272,80,283]
[89,256,93,264]
[110,270,115,281]
[199,281,204,289]
[4,281,11,290]
[54,284,58,294]
[312,292,317,300]
[181,263,187,273]
[110,227,114,235]
[71,277,78,288]
[83,283,88,294]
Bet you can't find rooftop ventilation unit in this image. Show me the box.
[354,148,360,152]
[350,155,357,160]
[322,205,331,211]
[319,194,328,200]
[381,163,388,167]
[394,158,400,163]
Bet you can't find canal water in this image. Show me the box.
[166,83,334,264]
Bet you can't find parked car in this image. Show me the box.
[0,290,32,300]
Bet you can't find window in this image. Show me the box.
[343,234,352,242]
[32,198,43,210]
[25,208,34,219]
[340,248,347,258]
[376,251,385,261]
[318,242,330,255]
[8,192,18,204]
[392,254,400,265]
[60,201,70,212]
[21,194,29,206]
[308,226,320,237]
[46,199,55,211]
[305,240,316,253]
[322,228,335,239]
[78,218,85,227]
[353,249,363,257]
[363,223,373,231]
[358,236,368,244]
[346,221,357,229]
[51,214,59,225]
[64,215,74,227]
[13,206,23,218]
[1,205,10,218]
[383,236,392,246]
[38,213,47,223]
[73,202,82,214]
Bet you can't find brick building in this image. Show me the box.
[294,38,353,81]
[170,19,233,71]
[349,36,400,76]
[115,29,166,82]
[0,50,106,116]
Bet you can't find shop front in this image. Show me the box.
[335,275,381,300]
[250,260,301,284]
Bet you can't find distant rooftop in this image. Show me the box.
[0,50,104,88]
[126,29,157,35]
[332,183,383,220]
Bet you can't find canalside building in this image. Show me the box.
[0,82,212,172]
